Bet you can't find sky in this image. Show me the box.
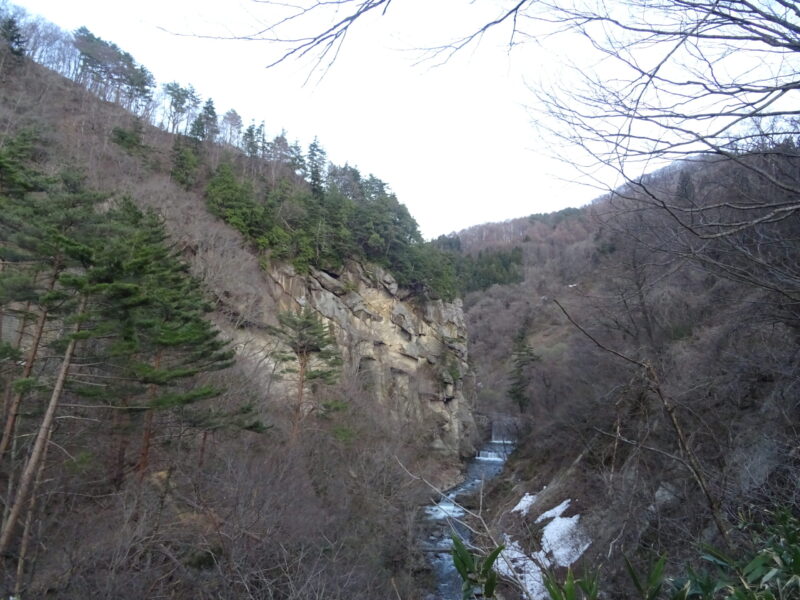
[10,0,605,238]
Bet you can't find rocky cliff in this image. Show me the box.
[123,165,479,461]
[231,260,478,458]
[0,58,478,461]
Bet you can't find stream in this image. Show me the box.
[421,426,515,599]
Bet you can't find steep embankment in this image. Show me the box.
[0,55,476,462]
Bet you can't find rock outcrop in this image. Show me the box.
[228,260,477,458]
[128,172,476,459]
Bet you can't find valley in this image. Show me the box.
[1,4,800,599]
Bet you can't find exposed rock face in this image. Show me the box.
[127,175,476,459]
[232,260,477,458]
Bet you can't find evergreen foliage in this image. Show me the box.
[0,133,232,492]
[267,307,341,422]
[189,98,219,142]
[204,160,461,299]
[0,15,25,57]
[1,165,232,406]
[73,26,154,113]
[431,234,525,294]
[0,129,46,196]
[111,119,146,155]
[0,10,466,302]
[162,81,199,134]
[270,307,341,383]
[170,137,200,189]
[463,246,524,293]
[307,137,326,200]
[77,199,234,409]
[508,316,538,411]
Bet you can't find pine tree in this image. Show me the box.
[307,137,327,200]
[0,169,109,554]
[189,98,219,142]
[0,168,107,460]
[0,14,26,80]
[268,307,340,433]
[0,16,25,58]
[163,82,194,133]
[170,137,200,189]
[0,185,233,553]
[508,318,538,412]
[74,200,233,477]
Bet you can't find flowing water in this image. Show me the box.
[421,424,515,599]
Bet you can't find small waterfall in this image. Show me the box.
[476,449,504,462]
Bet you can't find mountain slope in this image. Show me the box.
[0,45,476,599]
[457,165,800,595]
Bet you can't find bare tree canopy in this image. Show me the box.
[246,1,799,158]
[238,0,800,308]
[242,1,800,236]
[534,0,800,171]
[238,0,394,70]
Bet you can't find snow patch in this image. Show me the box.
[535,498,572,522]
[535,498,590,567]
[497,537,548,600]
[511,492,538,515]
[541,514,590,566]
[499,498,591,598]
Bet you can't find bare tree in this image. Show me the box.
[233,1,799,227]
[238,0,800,316]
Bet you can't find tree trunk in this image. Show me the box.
[291,355,308,439]
[0,293,86,555]
[0,268,59,461]
[111,399,130,489]
[198,430,208,468]
[0,259,6,342]
[136,351,162,480]
[136,410,154,481]
[13,424,51,597]
[647,364,731,547]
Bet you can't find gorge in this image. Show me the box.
[2,5,800,599]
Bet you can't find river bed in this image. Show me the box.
[421,434,514,599]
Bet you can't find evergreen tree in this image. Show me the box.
[267,307,340,433]
[0,167,113,554]
[289,140,306,178]
[163,82,192,133]
[82,200,233,476]
[189,98,219,142]
[71,26,153,109]
[205,163,262,237]
[307,137,327,200]
[170,137,200,189]
[0,16,25,57]
[0,167,107,461]
[0,155,233,551]
[508,317,538,412]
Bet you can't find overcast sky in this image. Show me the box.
[11,0,605,238]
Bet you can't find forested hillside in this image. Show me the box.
[2,2,800,600]
[0,8,486,598]
[458,154,800,595]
